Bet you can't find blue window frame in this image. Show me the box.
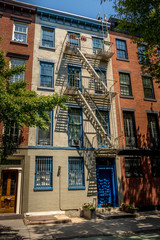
[39,62,54,89]
[96,110,110,146]
[10,58,25,82]
[34,156,53,191]
[68,32,80,47]
[92,37,104,54]
[68,66,81,89]
[116,39,128,59]
[41,27,55,48]
[142,76,154,99]
[95,70,106,94]
[68,157,85,189]
[37,111,53,146]
[119,73,132,96]
[68,108,82,147]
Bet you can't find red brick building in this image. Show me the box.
[109,18,160,209]
[0,0,36,214]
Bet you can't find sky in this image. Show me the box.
[16,0,115,20]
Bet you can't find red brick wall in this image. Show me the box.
[110,30,160,206]
[0,6,35,147]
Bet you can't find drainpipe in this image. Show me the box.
[57,166,79,211]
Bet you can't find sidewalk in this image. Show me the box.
[0,211,160,239]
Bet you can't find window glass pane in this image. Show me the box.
[68,109,82,145]
[68,67,80,88]
[125,157,142,177]
[142,76,154,99]
[116,39,127,59]
[40,62,54,88]
[123,112,136,147]
[120,73,131,96]
[68,158,84,187]
[97,111,110,146]
[10,59,25,82]
[37,112,52,145]
[42,28,54,47]
[14,23,28,43]
[92,38,104,53]
[68,32,80,47]
[35,157,52,189]
[147,114,159,148]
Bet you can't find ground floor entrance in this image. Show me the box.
[0,170,18,213]
[96,158,118,208]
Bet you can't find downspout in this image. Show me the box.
[58,166,79,211]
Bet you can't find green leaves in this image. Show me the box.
[0,48,69,160]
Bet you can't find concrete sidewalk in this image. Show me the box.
[0,211,160,239]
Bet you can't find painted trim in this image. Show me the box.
[38,58,56,63]
[34,187,53,191]
[7,52,29,60]
[11,16,32,23]
[118,69,131,74]
[145,110,159,114]
[144,98,157,102]
[121,108,136,112]
[114,36,128,41]
[41,25,55,48]
[39,61,54,89]
[28,146,95,150]
[68,186,86,190]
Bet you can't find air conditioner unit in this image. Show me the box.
[71,139,81,147]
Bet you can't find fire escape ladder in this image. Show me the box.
[76,88,112,147]
[76,48,110,96]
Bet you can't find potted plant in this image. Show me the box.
[82,203,95,220]
[120,201,126,211]
[125,204,139,213]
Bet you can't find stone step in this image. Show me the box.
[24,214,72,225]
[96,212,139,220]
[0,214,23,220]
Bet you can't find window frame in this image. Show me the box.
[34,156,53,191]
[119,72,132,97]
[10,58,25,82]
[151,156,160,177]
[67,32,80,48]
[39,61,54,89]
[116,39,128,59]
[12,21,28,43]
[68,107,83,147]
[142,76,155,99]
[37,111,53,146]
[123,111,137,148]
[92,37,104,54]
[147,113,159,148]
[125,157,143,178]
[68,157,85,189]
[96,110,110,147]
[41,26,55,48]
[68,66,81,89]
[95,69,106,94]
[138,45,146,63]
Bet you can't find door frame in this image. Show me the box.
[96,158,118,207]
[0,167,22,214]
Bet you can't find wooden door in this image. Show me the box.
[0,170,18,213]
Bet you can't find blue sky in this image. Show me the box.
[17,0,115,20]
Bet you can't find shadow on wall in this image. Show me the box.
[122,156,160,207]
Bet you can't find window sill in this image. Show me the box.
[116,57,130,62]
[39,45,56,51]
[144,98,157,102]
[34,187,53,191]
[37,87,55,92]
[10,40,28,46]
[120,95,134,99]
[68,186,86,190]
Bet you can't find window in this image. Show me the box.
[39,62,54,89]
[34,156,53,190]
[68,32,80,47]
[10,59,25,82]
[138,45,146,63]
[151,157,160,177]
[4,120,20,144]
[125,157,143,177]
[96,110,110,146]
[142,76,154,99]
[119,73,132,96]
[41,27,54,48]
[13,22,28,43]
[158,49,160,59]
[68,66,81,88]
[37,111,52,146]
[95,70,106,94]
[116,39,127,59]
[68,108,82,147]
[92,37,104,54]
[147,113,159,148]
[68,157,85,189]
[123,112,136,147]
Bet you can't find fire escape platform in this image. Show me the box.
[63,86,78,95]
[95,148,118,157]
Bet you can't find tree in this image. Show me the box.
[101,0,160,83]
[0,46,69,160]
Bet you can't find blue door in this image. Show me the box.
[96,158,118,208]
